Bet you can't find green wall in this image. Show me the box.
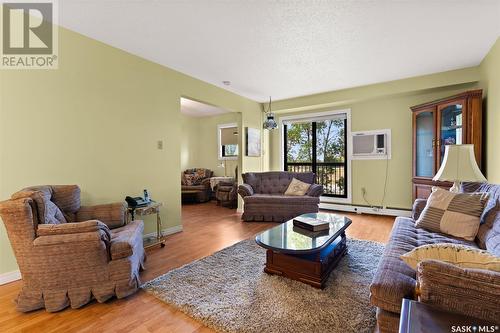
[268,69,482,210]
[0,27,263,275]
[0,24,497,277]
[181,112,240,177]
[479,37,500,183]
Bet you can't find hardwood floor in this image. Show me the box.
[0,202,394,333]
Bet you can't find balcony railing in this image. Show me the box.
[286,162,346,197]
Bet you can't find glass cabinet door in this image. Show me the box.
[438,101,464,164]
[415,110,435,177]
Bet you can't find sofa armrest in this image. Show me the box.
[238,184,254,198]
[37,220,110,237]
[417,259,500,323]
[76,202,126,229]
[412,199,427,220]
[34,229,110,247]
[201,178,212,188]
[306,184,324,197]
[110,220,144,260]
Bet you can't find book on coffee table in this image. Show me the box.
[293,216,331,232]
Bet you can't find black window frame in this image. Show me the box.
[283,118,348,198]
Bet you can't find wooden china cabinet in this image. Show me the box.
[411,89,483,200]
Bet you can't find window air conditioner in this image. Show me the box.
[352,129,391,160]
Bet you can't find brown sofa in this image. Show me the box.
[181,168,213,203]
[238,171,323,222]
[370,182,500,332]
[0,185,146,312]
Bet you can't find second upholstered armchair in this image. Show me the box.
[0,185,146,312]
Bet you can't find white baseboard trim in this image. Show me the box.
[319,203,412,217]
[0,270,21,285]
[143,224,183,240]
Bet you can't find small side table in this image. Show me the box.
[209,176,234,191]
[127,201,165,249]
[399,299,497,333]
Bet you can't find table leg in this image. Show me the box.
[157,211,165,248]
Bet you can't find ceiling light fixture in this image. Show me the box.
[263,96,278,130]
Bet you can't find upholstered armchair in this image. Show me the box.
[181,168,214,203]
[238,172,323,222]
[215,167,238,208]
[0,185,146,312]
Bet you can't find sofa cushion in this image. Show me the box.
[183,169,212,186]
[462,182,500,256]
[370,217,477,313]
[110,220,144,260]
[50,185,81,216]
[243,172,315,195]
[415,187,489,241]
[401,243,500,272]
[284,178,311,196]
[244,194,319,205]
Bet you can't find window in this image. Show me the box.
[222,143,238,157]
[218,123,238,160]
[283,114,348,198]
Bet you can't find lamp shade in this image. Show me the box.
[433,144,486,182]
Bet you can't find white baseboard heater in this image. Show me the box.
[320,202,411,217]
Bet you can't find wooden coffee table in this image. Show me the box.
[255,212,352,289]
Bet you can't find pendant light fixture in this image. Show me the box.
[263,96,278,130]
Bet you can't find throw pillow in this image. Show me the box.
[401,243,500,272]
[183,174,196,186]
[284,178,311,196]
[192,169,207,185]
[415,187,489,241]
[45,200,67,224]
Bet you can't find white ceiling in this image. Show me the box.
[180,98,229,117]
[60,1,500,102]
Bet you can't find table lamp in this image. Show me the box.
[433,144,486,193]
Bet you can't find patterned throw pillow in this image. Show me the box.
[192,169,207,185]
[415,187,489,241]
[183,174,196,186]
[284,178,311,196]
[401,243,500,272]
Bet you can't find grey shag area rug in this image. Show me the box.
[142,238,384,333]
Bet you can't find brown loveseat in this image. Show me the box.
[0,185,146,312]
[181,168,213,203]
[370,182,500,332]
[238,172,323,222]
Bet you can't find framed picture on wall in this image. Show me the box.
[245,127,261,157]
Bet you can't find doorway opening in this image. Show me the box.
[180,97,241,211]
